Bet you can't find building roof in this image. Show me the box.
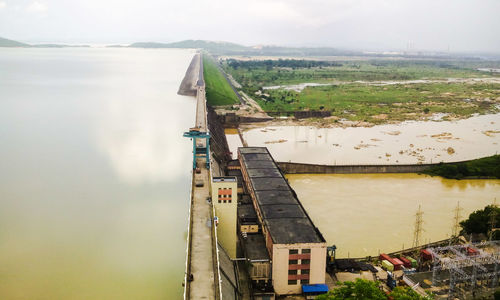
[213,176,237,182]
[238,147,269,154]
[261,204,306,219]
[249,177,289,191]
[246,168,282,178]
[242,234,270,261]
[238,204,258,221]
[265,218,323,244]
[302,284,329,293]
[255,190,297,206]
[238,147,325,245]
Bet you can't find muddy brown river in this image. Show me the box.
[242,114,500,165]
[287,173,500,258]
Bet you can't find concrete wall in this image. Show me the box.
[278,162,437,174]
[272,243,326,295]
[212,179,238,259]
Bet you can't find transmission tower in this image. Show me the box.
[451,201,462,238]
[489,198,498,241]
[413,205,424,248]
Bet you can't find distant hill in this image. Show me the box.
[0,36,92,48]
[129,40,249,53]
[0,37,29,47]
[128,39,360,56]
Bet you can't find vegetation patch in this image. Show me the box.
[423,155,500,179]
[315,278,432,299]
[256,82,500,124]
[203,55,240,106]
[224,59,500,88]
[460,205,500,240]
[222,58,500,123]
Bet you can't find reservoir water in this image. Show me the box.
[288,174,500,258]
[0,48,195,299]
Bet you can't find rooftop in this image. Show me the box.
[238,147,325,245]
[238,204,258,221]
[213,176,237,182]
[242,234,270,261]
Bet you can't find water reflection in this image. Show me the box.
[97,96,193,184]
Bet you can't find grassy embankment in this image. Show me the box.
[423,155,500,179]
[223,59,500,123]
[203,55,240,106]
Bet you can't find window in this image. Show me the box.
[288,280,297,285]
[288,259,298,265]
[302,249,311,254]
[301,259,310,265]
[300,279,309,284]
[289,249,298,254]
[301,269,310,274]
[288,270,297,275]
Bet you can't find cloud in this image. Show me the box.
[0,1,6,9]
[27,1,47,13]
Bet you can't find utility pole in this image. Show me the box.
[413,205,424,248]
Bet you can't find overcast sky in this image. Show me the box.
[0,0,499,52]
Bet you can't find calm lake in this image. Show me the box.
[0,48,195,299]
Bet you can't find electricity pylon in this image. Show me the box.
[413,205,424,248]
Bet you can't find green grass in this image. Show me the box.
[423,155,500,179]
[257,82,500,123]
[203,55,240,106]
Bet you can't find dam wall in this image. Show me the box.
[277,162,436,174]
[178,53,200,96]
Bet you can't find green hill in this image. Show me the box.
[0,37,29,47]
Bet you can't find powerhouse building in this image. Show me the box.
[237,147,327,295]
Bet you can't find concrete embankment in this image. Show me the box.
[178,53,200,96]
[278,162,435,174]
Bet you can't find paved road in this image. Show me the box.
[188,165,215,300]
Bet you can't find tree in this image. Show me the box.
[316,279,433,300]
[460,205,500,239]
[315,279,386,300]
[389,287,432,300]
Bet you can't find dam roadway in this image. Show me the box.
[183,53,221,300]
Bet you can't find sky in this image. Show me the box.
[0,0,499,53]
